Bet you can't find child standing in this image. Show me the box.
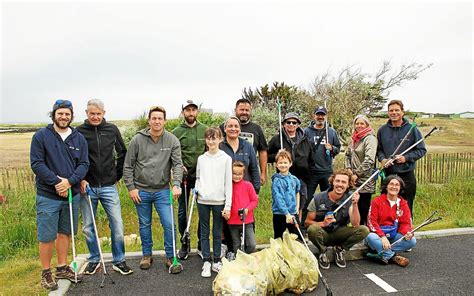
[195,128,233,278]
[271,150,302,240]
[226,161,259,258]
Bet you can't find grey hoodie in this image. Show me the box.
[123,127,183,192]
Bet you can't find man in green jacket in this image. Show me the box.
[172,100,207,259]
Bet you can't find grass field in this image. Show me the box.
[0,117,473,295]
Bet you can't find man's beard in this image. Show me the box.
[238,115,250,124]
[185,115,196,125]
[53,117,71,129]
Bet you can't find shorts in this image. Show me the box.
[36,194,79,243]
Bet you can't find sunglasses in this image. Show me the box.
[54,99,72,108]
[285,121,299,125]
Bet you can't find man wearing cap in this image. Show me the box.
[220,98,268,185]
[303,106,341,219]
[172,100,207,260]
[30,99,89,290]
[77,99,133,276]
[123,106,183,272]
[268,112,313,222]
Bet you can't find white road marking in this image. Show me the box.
[365,273,398,293]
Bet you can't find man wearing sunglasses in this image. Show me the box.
[30,99,89,290]
[268,112,313,225]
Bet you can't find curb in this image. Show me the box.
[49,227,474,296]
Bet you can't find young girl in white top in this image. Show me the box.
[195,127,232,277]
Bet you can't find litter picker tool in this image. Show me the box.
[67,188,78,283]
[293,217,333,296]
[324,100,331,160]
[366,211,442,260]
[181,189,196,258]
[389,114,418,159]
[169,190,183,274]
[86,186,115,287]
[238,208,247,252]
[277,96,283,149]
[332,127,438,215]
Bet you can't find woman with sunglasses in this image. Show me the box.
[268,112,313,224]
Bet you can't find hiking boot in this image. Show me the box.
[167,257,183,274]
[201,261,211,278]
[212,261,223,273]
[390,254,410,267]
[55,265,83,283]
[225,252,235,261]
[178,244,189,260]
[41,269,58,291]
[318,250,330,270]
[140,256,153,270]
[83,261,100,275]
[334,246,346,268]
[113,261,133,275]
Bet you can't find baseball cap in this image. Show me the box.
[282,112,301,124]
[314,106,327,114]
[182,99,198,110]
[52,99,73,112]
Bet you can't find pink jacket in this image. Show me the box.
[228,180,259,225]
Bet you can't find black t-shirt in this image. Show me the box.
[219,121,268,153]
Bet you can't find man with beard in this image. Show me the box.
[305,169,369,270]
[172,100,207,260]
[77,99,132,275]
[220,98,268,185]
[30,99,89,290]
[377,99,426,216]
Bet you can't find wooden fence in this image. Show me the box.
[416,152,473,184]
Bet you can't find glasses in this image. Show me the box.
[54,99,72,108]
[285,121,299,125]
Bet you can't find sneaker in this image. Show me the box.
[390,254,410,267]
[405,248,413,252]
[225,252,235,261]
[113,261,133,275]
[55,265,83,283]
[167,257,183,274]
[318,251,330,270]
[379,257,389,265]
[201,261,211,278]
[212,261,223,273]
[220,244,228,258]
[41,269,58,291]
[334,246,346,268]
[197,249,203,260]
[178,244,189,260]
[83,261,100,275]
[140,256,153,270]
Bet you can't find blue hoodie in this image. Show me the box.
[304,122,341,173]
[271,172,300,215]
[30,124,89,200]
[377,118,427,174]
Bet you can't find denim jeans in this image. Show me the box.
[135,189,175,258]
[197,203,224,262]
[80,185,125,264]
[366,232,417,260]
[178,179,201,249]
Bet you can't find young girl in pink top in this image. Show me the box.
[226,161,259,257]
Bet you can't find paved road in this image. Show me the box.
[67,234,473,295]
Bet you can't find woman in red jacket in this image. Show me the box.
[366,175,416,266]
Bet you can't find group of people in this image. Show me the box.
[31,97,427,290]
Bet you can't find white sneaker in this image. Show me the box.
[201,261,211,278]
[212,261,223,273]
[220,244,227,258]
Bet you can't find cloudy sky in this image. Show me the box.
[1,0,472,123]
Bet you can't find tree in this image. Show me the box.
[309,61,432,144]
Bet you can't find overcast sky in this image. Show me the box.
[1,0,472,123]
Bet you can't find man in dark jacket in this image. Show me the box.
[77,99,132,276]
[377,99,426,215]
[268,112,313,222]
[172,100,207,260]
[30,99,89,290]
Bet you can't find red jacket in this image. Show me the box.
[367,194,413,237]
[228,180,259,225]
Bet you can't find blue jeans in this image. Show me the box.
[197,203,224,262]
[366,232,417,260]
[135,189,175,258]
[80,185,125,264]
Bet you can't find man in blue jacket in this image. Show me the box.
[377,99,426,215]
[30,99,89,290]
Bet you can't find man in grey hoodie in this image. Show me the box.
[123,106,183,272]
